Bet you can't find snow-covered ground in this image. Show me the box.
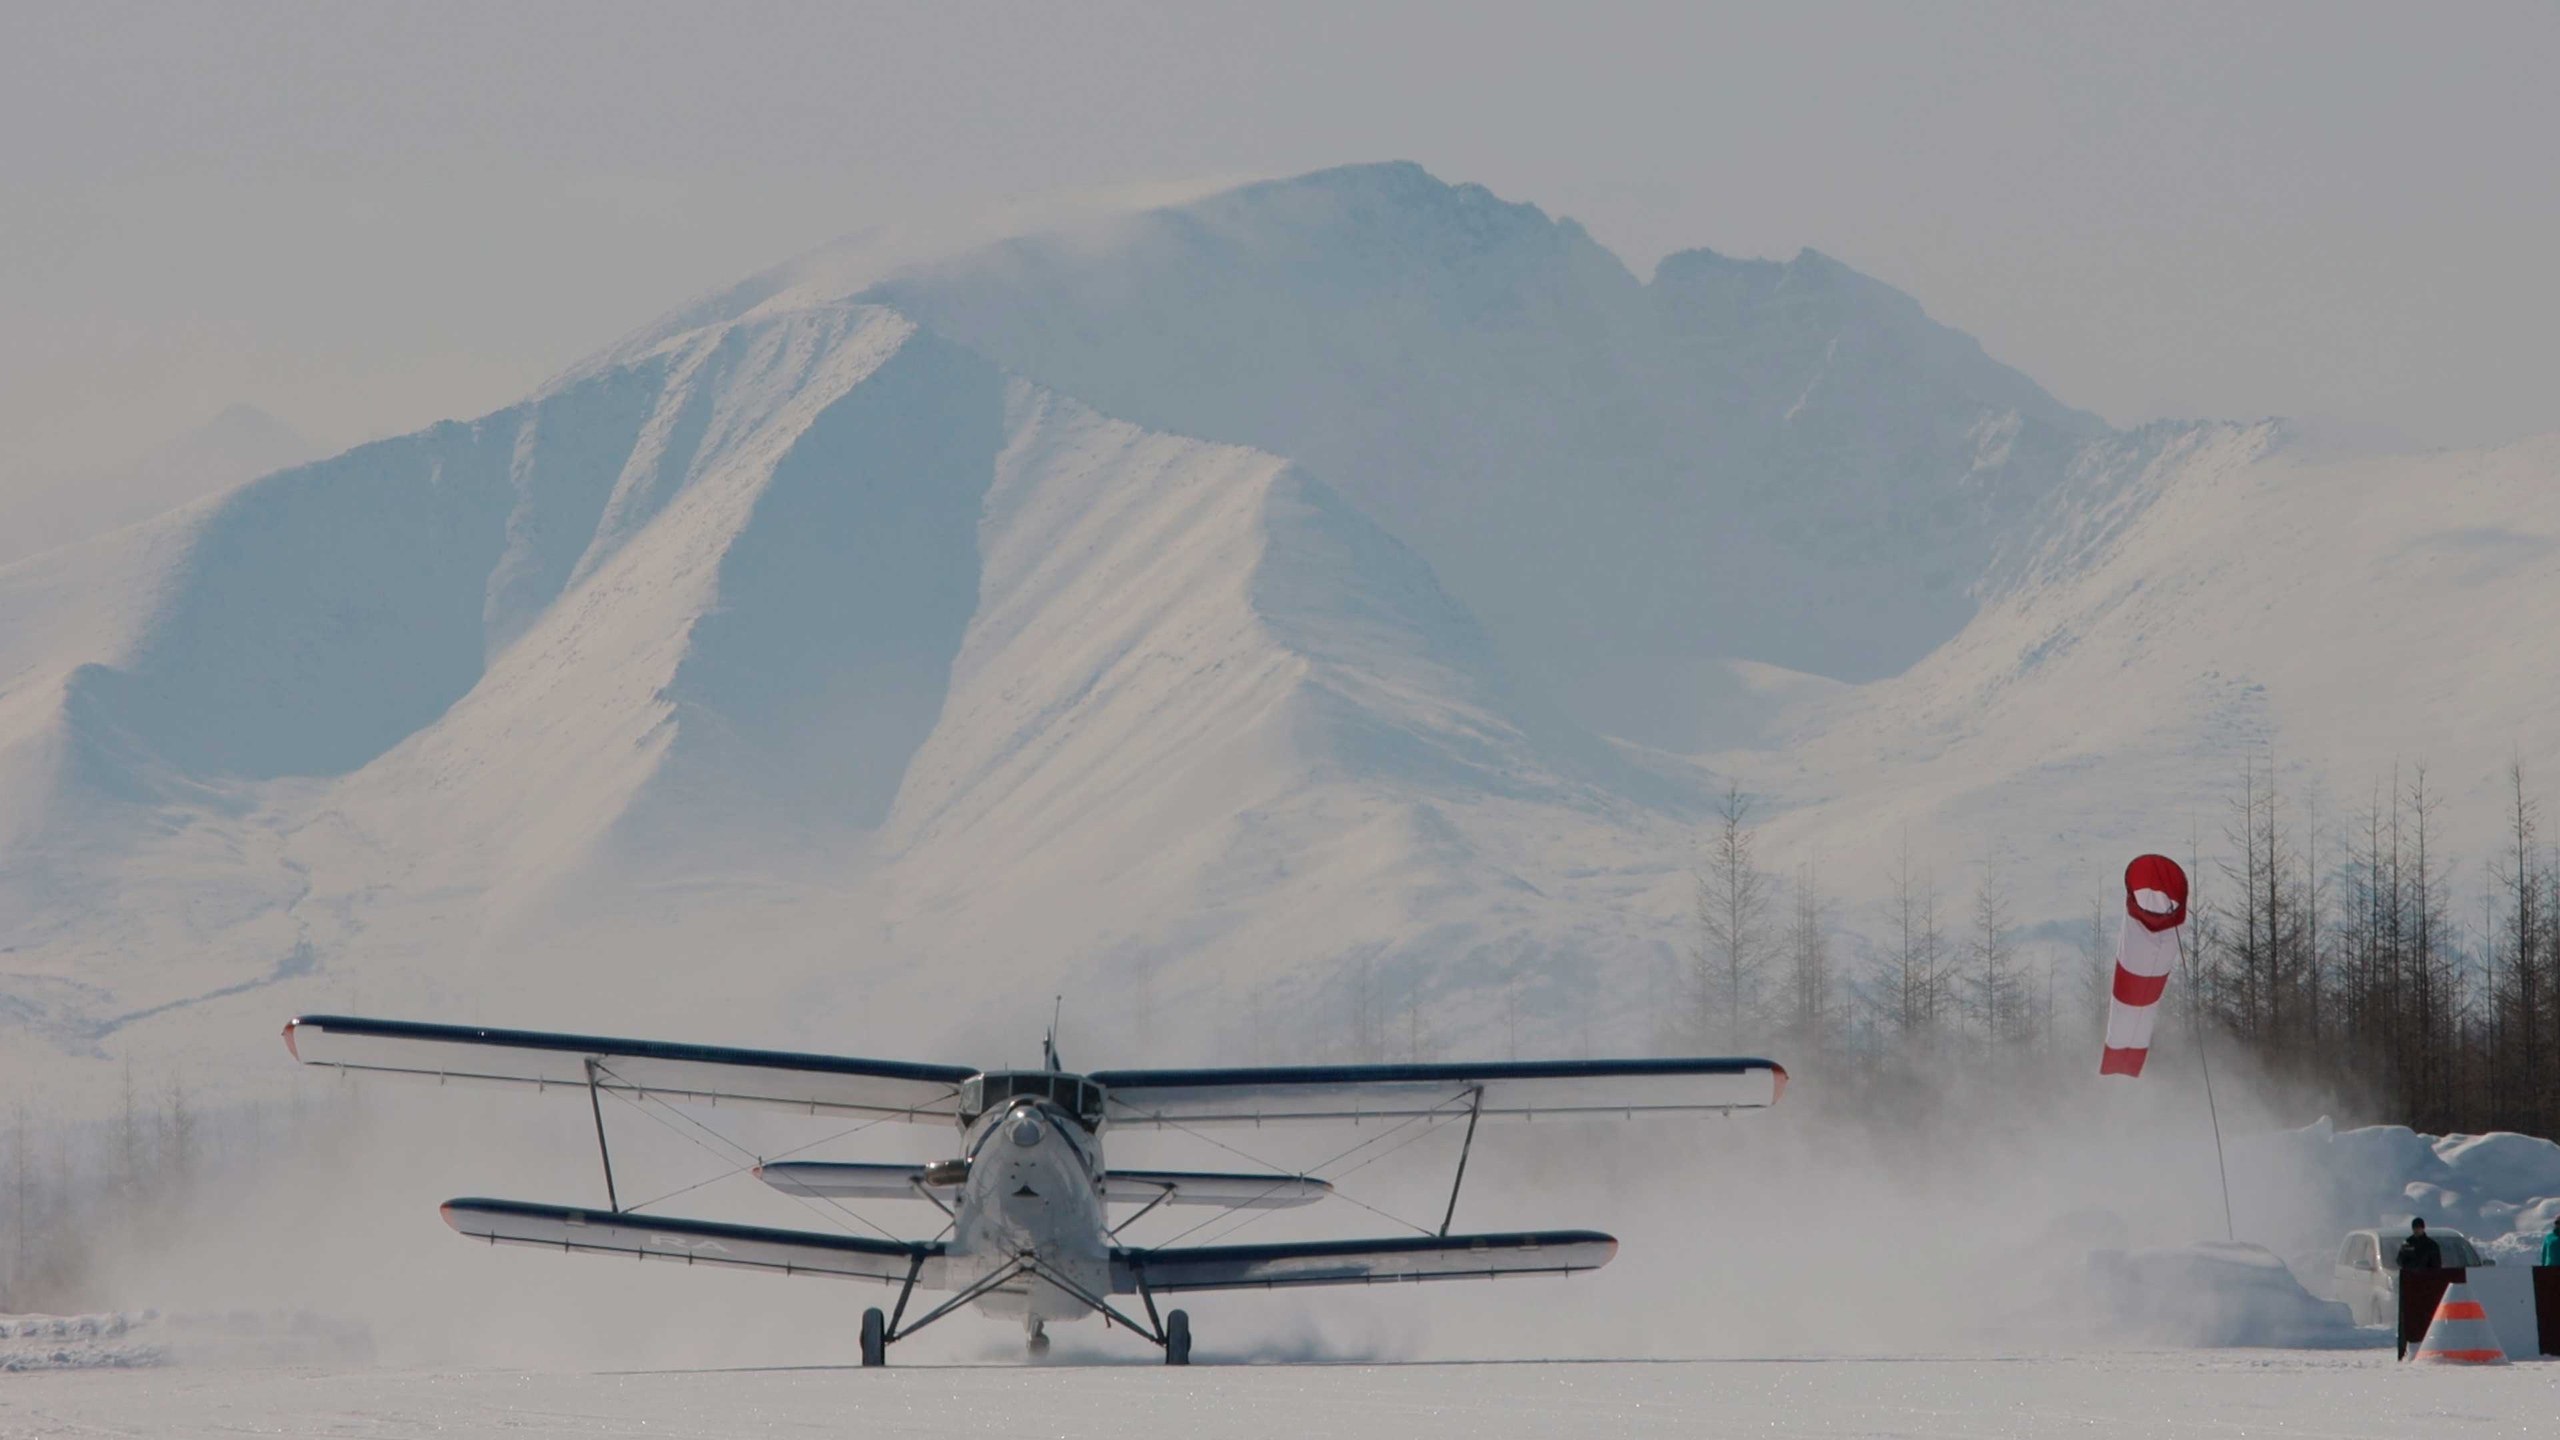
[4,1353,2555,1439]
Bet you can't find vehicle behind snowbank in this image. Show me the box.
[2328,1227,2491,1327]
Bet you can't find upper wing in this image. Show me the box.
[1090,1057,1784,1128]
[442,1198,945,1287]
[1112,1230,1615,1294]
[284,1014,976,1121]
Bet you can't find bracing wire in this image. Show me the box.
[1137,1094,1480,1249]
[1183,1107,1475,1248]
[590,1065,906,1243]
[617,1108,904,1214]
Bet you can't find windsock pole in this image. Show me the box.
[2176,924,2236,1243]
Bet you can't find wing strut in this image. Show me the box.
[1437,1086,1485,1237]
[885,1258,1031,1343]
[885,1252,927,1335]
[583,1058,621,1213]
[1110,1181,1178,1238]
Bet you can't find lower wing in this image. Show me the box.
[755,1161,1330,1209]
[1112,1230,1615,1293]
[441,1198,945,1287]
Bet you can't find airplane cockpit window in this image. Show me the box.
[962,1073,1106,1130]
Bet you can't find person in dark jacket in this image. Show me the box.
[2394,1218,2446,1360]
[2398,1217,2443,1272]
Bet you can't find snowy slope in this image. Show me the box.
[865,382,1691,1055]
[0,405,315,568]
[1743,422,2560,926]
[0,273,1684,1082]
[1,305,982,1047]
[865,162,2107,744]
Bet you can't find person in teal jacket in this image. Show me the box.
[2544,1217,2559,1268]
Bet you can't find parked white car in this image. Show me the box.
[2329,1227,2492,1325]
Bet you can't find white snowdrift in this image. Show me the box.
[0,1311,166,1371]
[0,1309,373,1371]
[2238,1117,2560,1261]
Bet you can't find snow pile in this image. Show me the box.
[2083,1242,2360,1349]
[0,1311,168,1371]
[0,1309,373,1371]
[2238,1118,2560,1260]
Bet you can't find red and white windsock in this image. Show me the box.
[2100,854,2190,1077]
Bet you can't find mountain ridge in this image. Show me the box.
[1,162,2551,1108]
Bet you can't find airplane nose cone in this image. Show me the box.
[1009,1115,1044,1148]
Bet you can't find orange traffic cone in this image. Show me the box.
[2413,1282,2509,1365]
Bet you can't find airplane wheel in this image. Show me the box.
[1164,1308,1191,1366]
[1028,1325,1052,1358]
[860,1307,887,1368]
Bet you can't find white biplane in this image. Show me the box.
[282,1014,1783,1364]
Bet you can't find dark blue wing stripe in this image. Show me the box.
[1088,1058,1776,1088]
[1111,1229,1616,1294]
[292,1014,977,1085]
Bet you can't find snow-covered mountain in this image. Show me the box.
[0,163,2552,1103]
[862,162,2110,746]
[0,266,1686,1086]
[0,405,315,569]
[1742,421,2560,926]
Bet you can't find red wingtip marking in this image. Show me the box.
[1769,1063,1788,1105]
[282,1019,302,1061]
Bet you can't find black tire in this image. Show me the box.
[1164,1308,1191,1366]
[860,1307,887,1368]
[1028,1326,1052,1358]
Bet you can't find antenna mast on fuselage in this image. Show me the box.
[1043,994,1063,1072]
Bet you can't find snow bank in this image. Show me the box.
[2239,1118,2560,1254]
[0,1308,372,1371]
[2084,1242,2362,1349]
[0,1311,168,1371]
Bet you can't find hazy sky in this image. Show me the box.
[3,0,2552,489]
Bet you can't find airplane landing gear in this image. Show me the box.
[1163,1309,1191,1366]
[1027,1320,1051,1358]
[860,1307,887,1367]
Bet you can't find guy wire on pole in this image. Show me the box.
[2175,924,2237,1242]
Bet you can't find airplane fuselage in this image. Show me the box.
[945,1085,1115,1332]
